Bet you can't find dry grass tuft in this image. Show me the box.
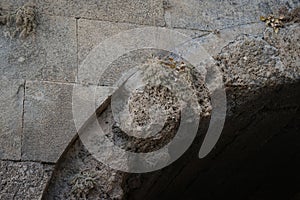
[0,2,37,39]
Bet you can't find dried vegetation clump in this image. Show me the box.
[278,6,300,23]
[260,6,300,33]
[70,169,98,200]
[0,2,36,39]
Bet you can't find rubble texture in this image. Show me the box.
[44,139,124,200]
[0,161,54,200]
[0,0,299,199]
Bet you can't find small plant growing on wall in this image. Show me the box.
[0,2,36,39]
[260,6,300,33]
[70,169,98,200]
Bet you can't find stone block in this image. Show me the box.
[0,77,24,160]
[0,14,76,83]
[37,0,165,26]
[167,0,300,30]
[22,81,116,163]
[22,81,76,163]
[78,19,208,86]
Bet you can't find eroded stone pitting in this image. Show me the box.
[128,84,180,128]
[1,1,300,199]
[264,24,300,80]
[100,50,212,114]
[110,54,210,152]
[214,24,300,116]
[44,22,299,200]
[216,35,285,87]
[43,50,212,198]
[43,139,124,200]
[216,24,300,87]
[0,160,54,200]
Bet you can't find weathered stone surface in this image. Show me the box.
[0,77,24,160]
[22,81,76,163]
[78,19,208,64]
[78,19,151,86]
[0,1,299,199]
[194,23,266,56]
[79,22,265,87]
[72,85,117,131]
[0,160,54,200]
[0,14,76,83]
[78,19,139,66]
[217,35,285,86]
[264,24,300,80]
[43,139,124,200]
[215,24,300,115]
[37,0,165,26]
[167,0,300,30]
[78,19,209,86]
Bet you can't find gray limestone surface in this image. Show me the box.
[0,77,24,160]
[166,0,300,30]
[22,81,76,163]
[37,0,165,26]
[0,0,299,199]
[0,14,76,83]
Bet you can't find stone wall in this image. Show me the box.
[0,0,299,199]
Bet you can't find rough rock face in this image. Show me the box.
[217,35,286,86]
[0,0,300,199]
[44,139,124,200]
[264,24,300,80]
[0,161,53,200]
[44,23,299,199]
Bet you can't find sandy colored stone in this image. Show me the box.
[216,35,284,86]
[72,85,117,131]
[0,77,24,160]
[216,24,300,87]
[78,19,208,65]
[1,1,300,199]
